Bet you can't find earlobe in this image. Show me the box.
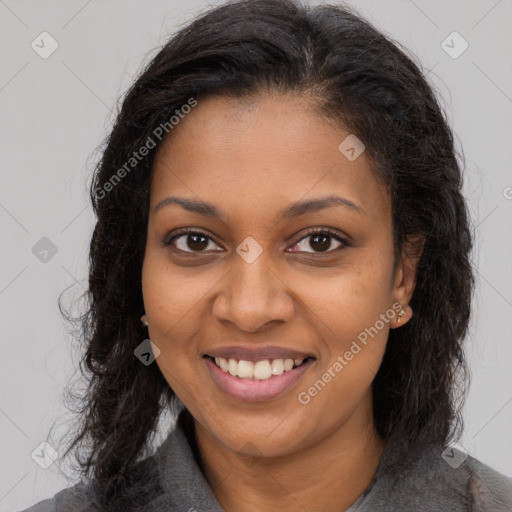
[393,302,413,328]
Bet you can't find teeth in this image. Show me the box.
[228,358,238,376]
[219,358,229,372]
[238,360,254,379]
[254,360,272,379]
[271,359,284,375]
[212,356,306,380]
[283,359,294,371]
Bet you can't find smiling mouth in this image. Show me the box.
[203,355,315,380]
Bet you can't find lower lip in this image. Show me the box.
[203,356,315,402]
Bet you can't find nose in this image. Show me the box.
[212,251,295,333]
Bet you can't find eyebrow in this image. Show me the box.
[153,194,366,218]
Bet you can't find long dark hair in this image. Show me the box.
[55,0,475,509]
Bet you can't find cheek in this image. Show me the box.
[141,255,206,386]
[295,255,393,336]
[295,259,392,398]
[297,308,390,430]
[142,250,217,335]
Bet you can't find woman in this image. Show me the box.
[22,0,512,510]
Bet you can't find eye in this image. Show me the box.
[165,228,223,253]
[164,227,350,255]
[287,228,349,254]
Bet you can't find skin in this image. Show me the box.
[141,91,421,512]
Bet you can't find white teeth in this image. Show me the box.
[271,359,284,376]
[219,357,229,372]
[237,360,254,378]
[283,359,294,371]
[228,358,238,376]
[253,360,272,379]
[212,356,307,380]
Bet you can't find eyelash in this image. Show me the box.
[163,227,350,256]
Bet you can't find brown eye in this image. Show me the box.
[164,227,349,255]
[166,230,223,253]
[287,228,349,254]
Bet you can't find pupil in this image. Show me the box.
[311,234,330,252]
[187,234,208,251]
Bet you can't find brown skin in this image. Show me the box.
[141,91,420,512]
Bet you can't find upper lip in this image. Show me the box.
[204,345,315,362]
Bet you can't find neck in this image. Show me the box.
[192,393,386,512]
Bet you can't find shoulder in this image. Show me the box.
[19,481,95,512]
[20,454,164,512]
[463,452,512,512]
[19,473,158,511]
[366,442,512,512]
[19,422,193,512]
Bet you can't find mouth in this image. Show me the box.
[203,354,315,380]
[202,354,316,402]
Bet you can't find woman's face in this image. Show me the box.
[142,92,417,458]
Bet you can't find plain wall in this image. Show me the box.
[1,1,511,510]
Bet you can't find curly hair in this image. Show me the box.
[55,0,475,509]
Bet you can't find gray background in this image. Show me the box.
[1,0,511,510]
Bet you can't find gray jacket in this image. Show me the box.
[20,417,512,512]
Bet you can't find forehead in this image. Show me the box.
[150,93,390,223]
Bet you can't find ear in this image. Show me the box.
[390,235,425,328]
